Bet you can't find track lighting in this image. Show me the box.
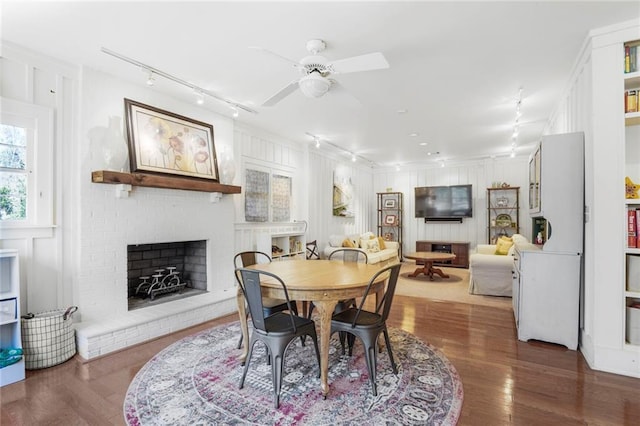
[195,91,204,105]
[103,47,257,114]
[145,69,155,86]
[232,107,239,118]
[304,132,376,166]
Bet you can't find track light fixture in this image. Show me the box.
[304,132,377,166]
[509,87,524,158]
[195,90,205,105]
[144,69,155,86]
[102,47,257,114]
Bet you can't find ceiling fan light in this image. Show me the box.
[299,73,330,98]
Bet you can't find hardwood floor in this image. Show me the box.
[1,295,639,425]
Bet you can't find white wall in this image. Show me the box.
[0,42,77,313]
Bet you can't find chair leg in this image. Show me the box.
[364,342,378,396]
[382,328,398,374]
[237,333,243,350]
[272,351,285,409]
[239,337,255,389]
[309,329,321,378]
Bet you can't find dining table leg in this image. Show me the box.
[311,299,338,398]
[236,288,249,364]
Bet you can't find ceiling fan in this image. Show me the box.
[251,39,390,107]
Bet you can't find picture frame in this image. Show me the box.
[383,232,394,241]
[384,214,397,225]
[124,98,219,181]
[384,199,396,208]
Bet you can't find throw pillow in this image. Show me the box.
[494,236,514,255]
[342,238,355,248]
[377,236,387,250]
[363,238,380,253]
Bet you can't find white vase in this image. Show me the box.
[101,116,129,171]
[218,147,236,184]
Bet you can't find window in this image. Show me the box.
[0,124,27,220]
[0,98,53,227]
[244,165,292,222]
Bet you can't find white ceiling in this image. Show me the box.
[2,1,639,167]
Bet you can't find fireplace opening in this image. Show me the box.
[127,240,208,311]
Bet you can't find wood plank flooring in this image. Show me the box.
[1,295,639,425]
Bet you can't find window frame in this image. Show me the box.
[0,97,54,228]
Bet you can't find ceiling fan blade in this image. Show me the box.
[262,79,301,107]
[327,79,362,107]
[329,52,390,74]
[249,46,304,71]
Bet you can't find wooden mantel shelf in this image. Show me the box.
[91,170,241,194]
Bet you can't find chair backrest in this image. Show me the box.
[328,248,368,263]
[306,240,320,260]
[235,268,297,333]
[351,263,401,327]
[234,251,272,268]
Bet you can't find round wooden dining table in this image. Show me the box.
[238,259,392,397]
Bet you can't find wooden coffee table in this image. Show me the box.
[404,251,456,280]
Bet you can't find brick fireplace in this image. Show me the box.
[127,240,208,310]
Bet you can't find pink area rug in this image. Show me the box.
[124,322,463,425]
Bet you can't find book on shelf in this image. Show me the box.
[625,42,640,74]
[629,208,637,248]
[626,89,639,113]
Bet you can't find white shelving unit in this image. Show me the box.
[624,57,640,348]
[256,232,306,260]
[1,249,25,386]
[487,187,520,244]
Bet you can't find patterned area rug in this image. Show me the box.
[124,322,463,425]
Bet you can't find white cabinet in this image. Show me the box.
[529,132,585,252]
[0,249,25,386]
[256,232,306,260]
[514,132,584,349]
[513,245,581,350]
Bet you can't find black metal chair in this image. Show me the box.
[236,267,321,409]
[306,239,320,260]
[234,251,299,349]
[330,262,401,396]
[307,249,367,320]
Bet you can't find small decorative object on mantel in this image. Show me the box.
[501,182,510,188]
[88,116,129,172]
[626,176,640,199]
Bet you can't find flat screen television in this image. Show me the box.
[415,184,473,219]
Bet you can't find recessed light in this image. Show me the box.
[397,109,408,114]
[409,132,419,137]
[419,142,428,146]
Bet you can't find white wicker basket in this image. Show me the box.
[20,306,78,370]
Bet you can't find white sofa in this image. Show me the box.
[323,232,399,265]
[468,234,529,297]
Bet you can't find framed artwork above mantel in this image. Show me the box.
[124,99,219,181]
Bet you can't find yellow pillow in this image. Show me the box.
[342,238,355,248]
[377,236,387,250]
[494,236,514,255]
